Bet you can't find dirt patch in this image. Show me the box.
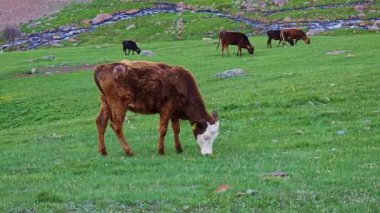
[0,0,92,28]
[16,64,94,78]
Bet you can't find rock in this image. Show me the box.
[266,171,288,177]
[214,184,230,193]
[236,189,257,197]
[307,28,326,35]
[272,0,288,7]
[336,130,346,135]
[357,13,366,19]
[140,50,154,57]
[42,55,55,60]
[91,13,113,25]
[112,15,121,21]
[283,17,292,22]
[368,24,380,31]
[82,19,92,25]
[51,43,64,48]
[59,25,75,32]
[126,24,136,30]
[326,50,350,55]
[214,69,246,79]
[353,5,365,13]
[176,2,186,10]
[258,0,267,9]
[125,9,140,15]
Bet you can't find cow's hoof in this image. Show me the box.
[99,150,108,156]
[125,150,134,157]
[176,147,183,153]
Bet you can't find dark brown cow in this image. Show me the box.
[94,60,219,156]
[267,30,294,48]
[280,29,311,47]
[217,30,254,56]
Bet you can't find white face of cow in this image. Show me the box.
[196,122,219,155]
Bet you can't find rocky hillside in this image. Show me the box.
[0,0,379,51]
[0,0,91,28]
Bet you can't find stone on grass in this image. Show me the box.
[326,50,350,55]
[214,184,231,193]
[307,28,326,35]
[91,13,113,25]
[214,69,246,79]
[336,130,346,135]
[272,0,288,7]
[140,50,155,57]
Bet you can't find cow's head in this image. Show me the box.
[192,112,219,155]
[247,45,254,54]
[136,48,141,54]
[304,37,311,45]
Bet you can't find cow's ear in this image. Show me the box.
[211,111,218,120]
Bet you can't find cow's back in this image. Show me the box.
[267,30,281,40]
[94,60,198,114]
[282,29,306,39]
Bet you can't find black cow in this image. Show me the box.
[122,40,141,55]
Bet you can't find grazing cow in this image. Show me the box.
[94,60,219,156]
[280,29,310,47]
[266,30,294,48]
[217,30,254,56]
[122,40,141,55]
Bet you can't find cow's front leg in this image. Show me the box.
[171,118,183,153]
[158,113,170,155]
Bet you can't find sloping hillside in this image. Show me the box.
[0,0,91,28]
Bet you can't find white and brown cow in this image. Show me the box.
[280,29,311,47]
[94,60,219,156]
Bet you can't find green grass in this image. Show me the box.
[1,35,379,212]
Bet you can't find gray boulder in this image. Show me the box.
[214,69,246,78]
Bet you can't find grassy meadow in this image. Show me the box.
[1,34,379,212]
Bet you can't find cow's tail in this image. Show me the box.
[279,30,287,47]
[216,35,220,50]
[280,31,284,42]
[94,65,107,97]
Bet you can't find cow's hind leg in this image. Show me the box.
[267,38,272,48]
[158,112,171,155]
[277,40,281,47]
[171,118,183,153]
[226,44,230,56]
[96,95,110,155]
[109,103,134,156]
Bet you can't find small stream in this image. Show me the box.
[1,3,378,51]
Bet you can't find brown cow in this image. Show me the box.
[267,30,294,48]
[94,60,219,156]
[217,30,254,56]
[280,29,310,47]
